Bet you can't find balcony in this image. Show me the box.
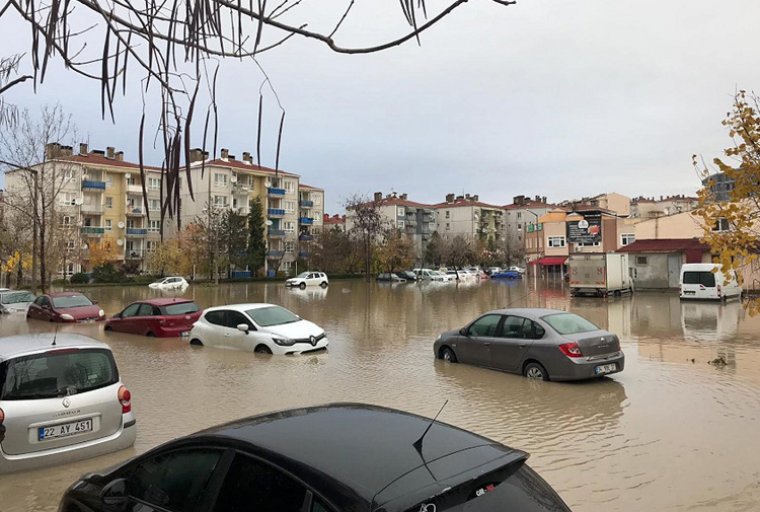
[233,183,251,195]
[81,226,104,236]
[126,208,145,217]
[81,180,106,191]
[299,217,314,225]
[266,250,285,259]
[267,187,286,197]
[268,208,285,218]
[299,234,313,241]
[268,229,286,238]
[299,199,313,207]
[126,184,143,194]
[423,214,435,223]
[126,228,148,237]
[81,204,103,215]
[126,251,144,260]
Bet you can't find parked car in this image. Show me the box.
[0,290,36,314]
[58,403,571,512]
[0,333,136,473]
[434,308,624,381]
[286,271,329,289]
[105,298,202,337]
[148,276,189,291]
[491,270,523,279]
[508,265,526,274]
[487,266,503,275]
[189,303,328,355]
[377,272,406,282]
[679,263,742,301]
[26,292,105,323]
[397,270,418,281]
[413,268,444,281]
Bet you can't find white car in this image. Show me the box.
[0,290,36,314]
[189,303,329,355]
[148,276,189,291]
[0,333,136,473]
[508,266,526,274]
[285,271,329,289]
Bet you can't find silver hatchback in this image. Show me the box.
[0,333,136,473]
[434,308,625,381]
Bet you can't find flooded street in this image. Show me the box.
[2,279,760,511]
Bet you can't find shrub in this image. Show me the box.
[69,272,89,284]
[92,263,128,283]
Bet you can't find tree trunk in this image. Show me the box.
[31,172,39,292]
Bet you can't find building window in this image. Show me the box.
[149,220,161,232]
[517,223,522,231]
[713,218,730,232]
[285,201,296,213]
[61,215,73,226]
[66,241,76,250]
[214,173,228,187]
[636,256,648,265]
[283,221,295,233]
[517,212,522,219]
[149,199,160,211]
[314,195,321,205]
[578,241,601,247]
[621,233,635,246]
[398,207,406,216]
[398,220,405,229]
[284,180,295,193]
[105,219,112,231]
[105,197,113,209]
[146,241,157,252]
[149,177,160,190]
[285,241,294,252]
[445,210,450,219]
[60,192,77,206]
[445,223,450,231]
[106,176,113,189]
[548,236,566,248]
[214,195,228,207]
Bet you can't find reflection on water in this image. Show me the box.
[1,281,759,512]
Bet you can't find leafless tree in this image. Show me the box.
[0,53,33,127]
[442,234,476,278]
[346,194,387,280]
[2,1,516,234]
[0,105,78,291]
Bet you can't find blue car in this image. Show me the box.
[491,270,522,279]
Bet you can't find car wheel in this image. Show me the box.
[320,281,328,287]
[299,282,306,289]
[441,347,457,363]
[254,345,273,354]
[104,324,112,331]
[189,338,203,346]
[524,362,549,381]
[146,332,155,337]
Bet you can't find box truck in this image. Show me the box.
[568,253,632,297]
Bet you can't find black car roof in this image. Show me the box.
[191,403,528,511]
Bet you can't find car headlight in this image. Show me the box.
[98,309,105,317]
[272,337,295,346]
[60,313,75,321]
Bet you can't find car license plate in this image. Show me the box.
[38,419,93,441]
[595,363,617,375]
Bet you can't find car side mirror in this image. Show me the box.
[100,478,128,511]
[237,323,250,334]
[459,327,468,336]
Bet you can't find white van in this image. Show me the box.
[679,263,742,301]
[413,268,446,281]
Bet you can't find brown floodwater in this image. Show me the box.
[1,279,760,511]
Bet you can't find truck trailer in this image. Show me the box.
[568,253,633,297]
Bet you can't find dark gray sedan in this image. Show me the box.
[434,308,624,381]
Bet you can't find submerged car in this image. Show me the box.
[0,333,136,473]
[58,403,570,512]
[0,290,36,314]
[26,292,105,323]
[105,298,202,337]
[491,270,522,279]
[377,272,406,282]
[148,276,189,291]
[189,303,328,355]
[286,271,329,289]
[434,308,624,381]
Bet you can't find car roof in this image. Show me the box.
[484,308,572,320]
[47,291,86,298]
[190,403,527,511]
[203,303,280,313]
[0,333,111,361]
[132,298,194,306]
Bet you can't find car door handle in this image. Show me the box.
[483,342,491,346]
[519,344,527,348]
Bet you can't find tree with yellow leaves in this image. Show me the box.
[695,90,760,313]
[86,238,121,269]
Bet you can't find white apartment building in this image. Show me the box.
[432,193,504,243]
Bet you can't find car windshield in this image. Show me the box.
[296,272,310,278]
[0,348,118,400]
[542,313,600,335]
[52,295,93,308]
[246,306,300,327]
[164,302,200,315]
[1,291,35,304]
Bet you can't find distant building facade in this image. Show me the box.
[630,195,698,219]
[432,193,504,243]
[502,195,552,265]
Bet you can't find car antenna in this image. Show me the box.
[413,399,448,454]
[52,325,59,346]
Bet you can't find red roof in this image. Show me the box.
[431,199,503,209]
[617,238,709,253]
[502,201,555,210]
[299,183,323,191]
[528,256,568,266]
[201,159,298,177]
[58,154,162,171]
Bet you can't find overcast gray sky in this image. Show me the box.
[2,0,759,213]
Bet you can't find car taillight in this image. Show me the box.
[118,386,132,414]
[0,407,4,424]
[0,407,5,442]
[559,342,583,358]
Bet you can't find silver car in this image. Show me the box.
[0,290,36,314]
[0,333,136,473]
[434,308,625,381]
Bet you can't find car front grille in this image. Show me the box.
[293,332,326,345]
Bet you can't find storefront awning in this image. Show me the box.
[529,256,568,266]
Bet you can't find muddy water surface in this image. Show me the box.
[1,279,759,511]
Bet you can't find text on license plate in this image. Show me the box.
[38,419,93,441]
[595,363,617,375]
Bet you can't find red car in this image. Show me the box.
[26,291,105,322]
[105,298,202,337]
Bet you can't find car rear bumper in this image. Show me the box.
[0,414,137,474]
[549,352,625,381]
[155,325,195,337]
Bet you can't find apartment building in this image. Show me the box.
[3,143,166,276]
[560,192,631,217]
[432,193,504,242]
[630,194,698,219]
[502,195,553,264]
[298,184,324,265]
[323,214,346,232]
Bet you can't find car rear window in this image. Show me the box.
[683,271,716,287]
[0,348,118,400]
[164,302,200,315]
[1,291,35,304]
[246,306,300,327]
[52,295,93,308]
[541,313,600,335]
